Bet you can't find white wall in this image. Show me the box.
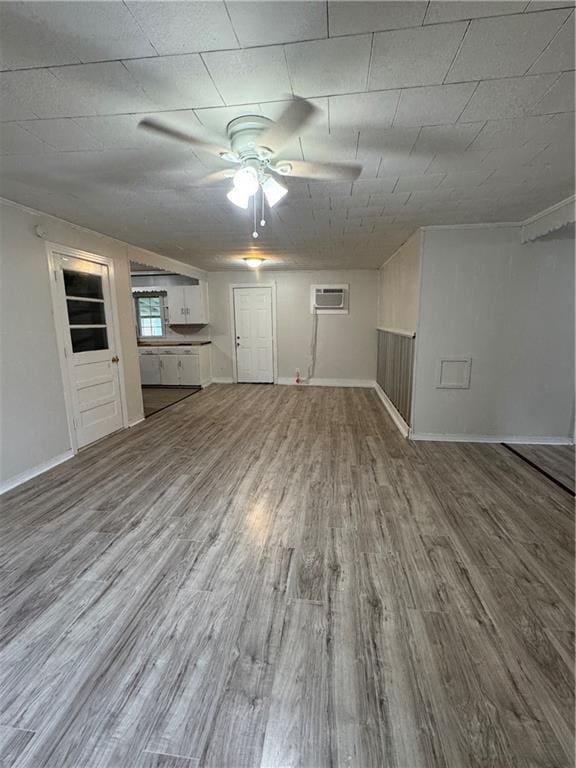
[0,199,205,488]
[378,230,421,334]
[412,225,575,440]
[208,270,378,384]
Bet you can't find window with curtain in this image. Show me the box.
[135,295,164,337]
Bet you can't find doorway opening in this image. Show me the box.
[129,261,210,417]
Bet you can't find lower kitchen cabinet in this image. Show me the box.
[179,354,200,385]
[139,354,161,385]
[139,347,211,388]
[159,355,180,386]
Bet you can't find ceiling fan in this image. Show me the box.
[138,96,362,238]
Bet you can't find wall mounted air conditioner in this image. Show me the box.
[310,284,349,314]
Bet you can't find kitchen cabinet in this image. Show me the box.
[139,354,161,385]
[159,355,180,386]
[167,283,208,325]
[139,346,212,388]
[179,355,200,385]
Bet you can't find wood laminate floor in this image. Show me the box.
[0,385,574,768]
[142,387,201,418]
[503,443,575,494]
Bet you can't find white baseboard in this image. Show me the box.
[211,377,234,384]
[277,377,376,388]
[128,416,145,428]
[373,382,410,438]
[0,449,75,495]
[410,432,575,445]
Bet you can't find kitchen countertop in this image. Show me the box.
[139,342,211,355]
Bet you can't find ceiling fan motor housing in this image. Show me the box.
[227,115,274,161]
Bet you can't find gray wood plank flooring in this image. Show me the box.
[504,443,575,493]
[0,384,573,767]
[142,387,201,418]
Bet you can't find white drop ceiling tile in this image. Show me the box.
[525,1,575,11]
[527,12,575,73]
[369,193,411,209]
[378,153,435,176]
[308,181,353,198]
[395,174,446,192]
[394,83,477,126]
[0,70,84,121]
[123,55,224,110]
[19,118,104,151]
[16,1,157,64]
[300,134,359,166]
[524,140,575,169]
[425,2,529,25]
[0,2,79,70]
[227,1,326,47]
[0,123,52,155]
[412,123,484,154]
[356,127,420,158]
[0,86,38,121]
[482,141,550,167]
[468,115,553,147]
[426,149,492,172]
[329,92,399,135]
[530,70,576,113]
[438,170,498,188]
[446,10,570,82]
[285,35,372,98]
[49,62,156,117]
[328,2,427,35]
[73,112,203,150]
[352,179,398,195]
[202,47,291,104]
[540,110,575,139]
[458,74,557,121]
[405,188,456,205]
[124,1,238,56]
[369,23,468,90]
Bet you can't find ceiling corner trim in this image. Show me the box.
[521,195,576,243]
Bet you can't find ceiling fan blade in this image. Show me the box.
[259,96,319,154]
[138,118,233,159]
[273,159,363,181]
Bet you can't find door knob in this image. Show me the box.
[111,355,119,363]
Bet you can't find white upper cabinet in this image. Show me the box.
[167,282,208,325]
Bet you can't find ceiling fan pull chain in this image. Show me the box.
[252,193,259,239]
[260,188,266,227]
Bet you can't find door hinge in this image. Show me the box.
[53,269,58,282]
[63,347,68,359]
[72,416,78,429]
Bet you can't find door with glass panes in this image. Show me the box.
[54,253,124,448]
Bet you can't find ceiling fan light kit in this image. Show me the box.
[226,186,250,210]
[138,96,362,239]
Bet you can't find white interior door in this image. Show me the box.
[54,253,124,448]
[234,287,274,383]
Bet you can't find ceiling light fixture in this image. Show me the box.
[262,176,288,207]
[226,164,289,238]
[244,257,265,268]
[233,166,259,196]
[226,186,250,209]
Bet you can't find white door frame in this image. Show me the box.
[46,242,129,452]
[229,282,278,384]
